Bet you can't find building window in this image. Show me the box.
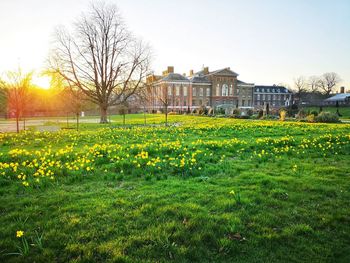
[257,88,259,92]
[184,100,187,106]
[199,99,202,105]
[248,100,250,106]
[168,86,172,96]
[216,84,220,96]
[192,87,196,96]
[257,94,260,100]
[262,94,265,100]
[206,87,210,96]
[176,86,180,96]
[237,88,240,95]
[183,86,188,96]
[242,100,245,106]
[199,87,204,96]
[222,84,228,96]
[229,85,233,96]
[192,99,196,106]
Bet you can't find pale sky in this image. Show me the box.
[0,0,349,89]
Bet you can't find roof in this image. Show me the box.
[208,68,239,77]
[189,75,211,84]
[324,93,350,102]
[237,80,254,86]
[254,85,291,93]
[161,73,189,82]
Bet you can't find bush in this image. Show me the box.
[232,108,241,117]
[247,109,254,116]
[297,109,307,119]
[315,112,340,123]
[280,110,287,121]
[306,114,315,123]
[310,110,318,116]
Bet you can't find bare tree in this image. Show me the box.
[0,69,32,132]
[156,84,171,126]
[49,2,151,123]
[293,76,307,104]
[319,72,341,95]
[308,76,322,93]
[136,84,151,125]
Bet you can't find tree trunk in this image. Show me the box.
[165,106,168,127]
[76,112,79,131]
[16,113,19,133]
[100,106,108,124]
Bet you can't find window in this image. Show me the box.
[216,84,220,96]
[237,88,240,95]
[242,100,245,106]
[267,88,270,92]
[192,87,196,96]
[192,99,196,106]
[168,86,172,96]
[183,86,188,96]
[184,100,187,106]
[229,85,233,96]
[199,99,203,105]
[262,94,265,100]
[257,88,260,92]
[257,94,260,100]
[199,87,204,96]
[273,94,276,100]
[176,86,180,96]
[248,100,251,106]
[222,84,228,96]
[262,88,265,92]
[206,87,210,96]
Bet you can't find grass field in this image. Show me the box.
[1,115,350,262]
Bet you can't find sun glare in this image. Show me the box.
[33,75,51,89]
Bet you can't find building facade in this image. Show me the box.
[146,66,255,112]
[253,85,292,109]
[146,66,292,112]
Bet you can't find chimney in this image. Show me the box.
[203,67,209,75]
[167,66,174,74]
[340,86,345,93]
[189,69,194,77]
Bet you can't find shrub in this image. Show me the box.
[310,110,318,116]
[280,110,287,121]
[232,108,241,117]
[315,112,340,123]
[247,109,254,116]
[306,114,315,123]
[297,109,307,119]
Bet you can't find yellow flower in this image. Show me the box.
[16,230,24,238]
[229,190,235,195]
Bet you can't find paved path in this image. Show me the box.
[0,118,101,132]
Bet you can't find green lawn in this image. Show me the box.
[0,115,350,262]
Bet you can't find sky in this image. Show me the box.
[0,0,349,89]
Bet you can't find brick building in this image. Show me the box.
[146,66,254,112]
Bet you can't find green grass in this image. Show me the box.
[0,115,350,262]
